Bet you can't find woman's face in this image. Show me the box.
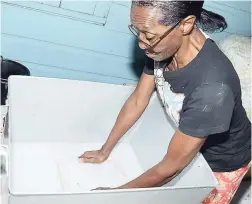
[130,6,183,61]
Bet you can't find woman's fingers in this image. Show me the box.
[92,187,111,190]
[79,156,102,163]
[78,149,108,163]
[79,156,93,163]
[78,150,98,159]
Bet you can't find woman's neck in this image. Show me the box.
[173,28,207,69]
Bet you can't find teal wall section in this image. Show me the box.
[1,1,251,85]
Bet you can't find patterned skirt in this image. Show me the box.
[202,162,251,204]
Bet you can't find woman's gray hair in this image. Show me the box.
[132,0,227,33]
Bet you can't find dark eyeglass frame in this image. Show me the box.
[128,20,181,53]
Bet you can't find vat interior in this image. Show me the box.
[10,141,143,194]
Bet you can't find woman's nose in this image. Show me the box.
[139,41,148,50]
[138,33,149,50]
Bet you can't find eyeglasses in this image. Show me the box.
[128,20,181,53]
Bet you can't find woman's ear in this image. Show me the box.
[180,15,197,35]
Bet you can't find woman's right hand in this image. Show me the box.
[78,147,110,163]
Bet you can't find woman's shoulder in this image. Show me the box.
[197,38,240,89]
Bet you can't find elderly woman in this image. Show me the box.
[79,1,251,203]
